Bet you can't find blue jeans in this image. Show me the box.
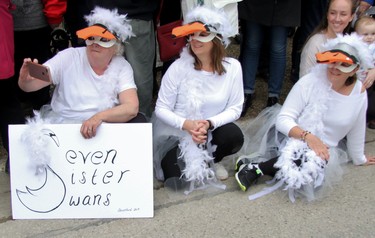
[240,21,288,97]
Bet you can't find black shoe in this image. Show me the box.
[241,93,253,117]
[235,163,263,191]
[235,153,263,172]
[266,97,278,107]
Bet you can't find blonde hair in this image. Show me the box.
[354,15,375,32]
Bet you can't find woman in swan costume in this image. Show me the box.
[235,33,375,202]
[18,7,146,174]
[152,6,244,193]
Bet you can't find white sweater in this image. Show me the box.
[155,50,244,130]
[277,66,368,165]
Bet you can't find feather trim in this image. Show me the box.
[85,7,134,42]
[175,59,217,185]
[323,33,373,70]
[184,6,232,46]
[273,68,332,201]
[21,111,53,175]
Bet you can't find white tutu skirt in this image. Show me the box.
[238,104,349,202]
[151,114,225,194]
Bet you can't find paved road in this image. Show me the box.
[0,127,374,238]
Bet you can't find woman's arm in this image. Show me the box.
[276,78,330,160]
[18,58,52,92]
[362,68,375,90]
[299,34,324,78]
[80,88,139,139]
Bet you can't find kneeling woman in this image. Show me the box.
[236,34,375,201]
[153,6,244,191]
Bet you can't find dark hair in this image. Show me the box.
[309,0,359,38]
[189,36,227,75]
[345,68,358,86]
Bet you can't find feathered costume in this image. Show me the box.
[240,33,372,202]
[152,5,242,194]
[152,48,237,194]
[20,7,135,175]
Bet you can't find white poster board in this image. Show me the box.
[8,123,153,219]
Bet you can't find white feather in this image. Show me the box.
[322,33,373,70]
[184,6,233,47]
[85,6,134,42]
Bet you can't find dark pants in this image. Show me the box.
[127,113,148,123]
[161,122,244,180]
[12,26,53,112]
[0,78,26,172]
[367,84,375,122]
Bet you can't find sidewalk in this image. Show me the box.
[0,128,374,238]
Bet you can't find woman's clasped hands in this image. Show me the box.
[183,119,211,144]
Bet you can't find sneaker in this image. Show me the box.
[235,153,263,172]
[213,162,229,181]
[235,156,252,172]
[235,163,263,191]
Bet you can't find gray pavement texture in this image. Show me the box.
[0,127,374,238]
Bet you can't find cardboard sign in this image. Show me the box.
[9,123,153,219]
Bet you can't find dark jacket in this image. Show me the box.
[238,0,301,27]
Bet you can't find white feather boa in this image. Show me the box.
[177,50,216,184]
[272,66,332,201]
[20,111,53,175]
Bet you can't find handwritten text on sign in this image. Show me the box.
[9,123,153,219]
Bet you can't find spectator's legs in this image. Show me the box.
[240,21,264,95]
[124,20,156,118]
[268,26,288,98]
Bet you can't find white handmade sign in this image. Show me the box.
[8,123,153,219]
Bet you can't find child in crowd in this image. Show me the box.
[354,15,375,129]
[354,15,375,82]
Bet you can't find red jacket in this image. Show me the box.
[42,0,67,25]
[0,0,15,79]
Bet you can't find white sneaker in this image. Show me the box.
[214,162,228,181]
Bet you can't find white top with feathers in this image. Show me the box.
[155,48,243,129]
[276,65,368,165]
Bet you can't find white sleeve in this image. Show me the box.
[346,97,368,165]
[207,60,244,128]
[299,35,322,78]
[155,63,186,129]
[276,82,307,136]
[43,48,76,85]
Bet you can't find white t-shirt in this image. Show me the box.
[277,66,367,165]
[155,54,243,130]
[300,33,328,78]
[44,47,136,121]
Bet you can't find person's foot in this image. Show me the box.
[235,156,252,172]
[235,163,263,191]
[266,97,278,107]
[214,162,229,181]
[241,93,253,117]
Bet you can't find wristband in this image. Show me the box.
[301,130,311,142]
[207,120,214,130]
